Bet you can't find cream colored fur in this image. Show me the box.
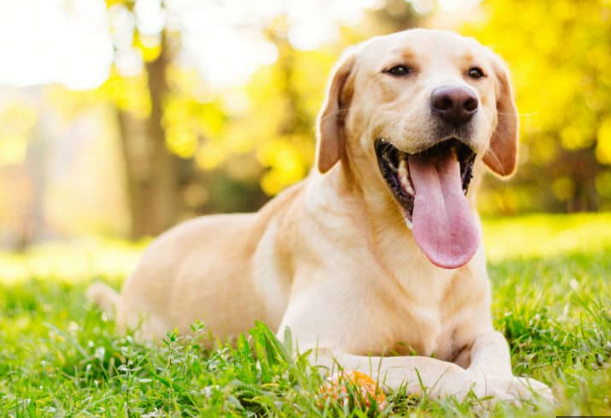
[88,29,553,404]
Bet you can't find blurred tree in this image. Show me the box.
[106,0,423,235]
[12,0,423,242]
[225,7,421,196]
[105,2,191,238]
[116,33,187,238]
[5,0,611,247]
[465,0,611,214]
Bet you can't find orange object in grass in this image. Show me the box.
[320,370,387,411]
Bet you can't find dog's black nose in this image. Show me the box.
[431,86,478,127]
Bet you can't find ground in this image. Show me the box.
[1,213,610,417]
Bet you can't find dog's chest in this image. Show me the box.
[354,258,479,360]
[388,292,457,358]
[342,229,485,359]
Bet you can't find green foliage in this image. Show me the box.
[466,0,611,213]
[1,213,611,416]
[6,1,611,243]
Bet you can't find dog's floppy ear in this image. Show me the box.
[316,49,357,173]
[483,52,519,177]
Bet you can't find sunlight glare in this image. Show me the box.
[0,0,482,90]
[0,0,113,90]
[437,0,481,11]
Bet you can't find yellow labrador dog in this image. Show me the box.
[89,29,552,403]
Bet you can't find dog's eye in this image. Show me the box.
[468,67,485,79]
[385,65,411,77]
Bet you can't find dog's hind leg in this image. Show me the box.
[87,282,168,341]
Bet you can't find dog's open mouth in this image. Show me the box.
[374,138,479,269]
[375,138,476,223]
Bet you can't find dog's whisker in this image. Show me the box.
[483,146,505,171]
[318,109,349,123]
[497,111,537,116]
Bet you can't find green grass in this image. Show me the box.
[1,213,610,417]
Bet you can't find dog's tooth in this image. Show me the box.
[398,158,408,179]
[398,158,415,196]
[405,158,415,195]
[405,217,413,230]
[400,176,411,193]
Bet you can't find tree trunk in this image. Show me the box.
[145,36,182,235]
[116,35,182,239]
[116,108,150,239]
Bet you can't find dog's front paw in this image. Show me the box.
[471,374,555,406]
[507,376,555,404]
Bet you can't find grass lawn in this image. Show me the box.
[1,213,610,417]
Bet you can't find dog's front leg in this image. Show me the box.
[310,348,554,404]
[310,349,488,400]
[467,331,513,378]
[277,298,484,400]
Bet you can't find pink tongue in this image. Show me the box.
[408,148,479,269]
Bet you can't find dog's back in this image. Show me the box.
[88,181,305,340]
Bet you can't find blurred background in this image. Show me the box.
[1,0,610,252]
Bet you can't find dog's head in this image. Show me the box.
[316,29,518,269]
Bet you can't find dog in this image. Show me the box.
[89,29,553,403]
